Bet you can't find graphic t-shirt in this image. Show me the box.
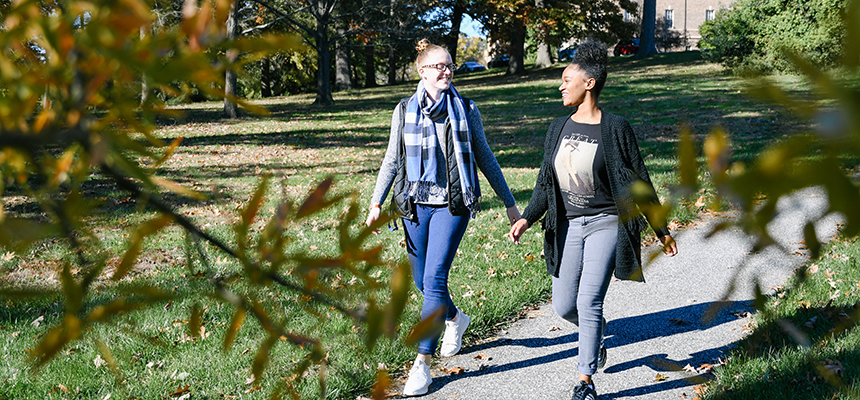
[553,119,618,218]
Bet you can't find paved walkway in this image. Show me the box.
[393,188,841,399]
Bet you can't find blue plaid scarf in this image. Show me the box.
[403,81,480,216]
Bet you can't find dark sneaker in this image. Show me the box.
[572,381,598,400]
[597,343,607,370]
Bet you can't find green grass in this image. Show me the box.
[702,235,860,399]
[1,51,848,399]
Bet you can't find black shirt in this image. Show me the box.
[552,119,618,218]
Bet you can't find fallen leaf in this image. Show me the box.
[94,355,107,368]
[31,315,44,328]
[683,364,697,373]
[57,384,69,392]
[474,353,490,360]
[169,385,190,397]
[655,373,668,381]
[699,363,714,374]
[549,326,561,332]
[439,366,464,375]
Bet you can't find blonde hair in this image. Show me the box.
[415,39,449,70]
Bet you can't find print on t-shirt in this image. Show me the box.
[555,133,598,208]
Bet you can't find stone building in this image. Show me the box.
[624,0,734,50]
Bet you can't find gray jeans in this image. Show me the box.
[552,213,618,376]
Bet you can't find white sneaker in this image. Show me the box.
[402,359,432,396]
[439,309,471,357]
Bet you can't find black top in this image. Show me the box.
[522,111,670,281]
[553,119,617,218]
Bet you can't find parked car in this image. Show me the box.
[613,39,640,56]
[487,54,510,68]
[455,61,487,73]
[558,46,577,61]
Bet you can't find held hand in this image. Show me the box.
[507,219,530,244]
[365,206,381,233]
[505,206,522,226]
[659,234,678,257]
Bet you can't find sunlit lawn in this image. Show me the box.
[0,51,839,399]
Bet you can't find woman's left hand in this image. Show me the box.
[659,234,678,257]
[505,206,521,226]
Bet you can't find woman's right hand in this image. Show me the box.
[507,219,530,244]
[365,206,381,230]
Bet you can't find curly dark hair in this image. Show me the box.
[570,41,608,96]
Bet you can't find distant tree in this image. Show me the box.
[698,0,847,74]
[458,34,487,62]
[636,0,657,58]
[479,0,636,75]
[0,1,410,399]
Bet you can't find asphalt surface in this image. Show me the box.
[392,187,842,400]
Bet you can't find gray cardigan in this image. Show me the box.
[371,99,516,212]
[522,111,669,281]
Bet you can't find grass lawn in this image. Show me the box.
[1,51,852,399]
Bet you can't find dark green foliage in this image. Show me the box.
[699,0,847,74]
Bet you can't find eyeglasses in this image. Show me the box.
[422,63,457,72]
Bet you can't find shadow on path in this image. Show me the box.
[416,300,751,397]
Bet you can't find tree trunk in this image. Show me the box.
[334,22,353,91]
[387,0,398,86]
[364,44,377,88]
[533,0,552,69]
[506,18,526,75]
[636,0,658,58]
[387,45,397,85]
[140,26,149,105]
[224,0,240,118]
[314,24,334,104]
[447,1,466,64]
[261,57,272,97]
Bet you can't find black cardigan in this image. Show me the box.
[521,111,669,281]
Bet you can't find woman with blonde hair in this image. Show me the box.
[366,39,521,396]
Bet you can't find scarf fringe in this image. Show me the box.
[406,181,434,201]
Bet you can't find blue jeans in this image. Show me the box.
[552,213,618,376]
[403,204,469,355]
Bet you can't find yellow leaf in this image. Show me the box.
[150,176,206,200]
[655,373,668,381]
[222,308,246,352]
[114,215,174,280]
[296,177,334,219]
[406,308,445,345]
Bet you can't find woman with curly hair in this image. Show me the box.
[508,41,678,400]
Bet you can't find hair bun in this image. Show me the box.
[573,41,608,67]
[416,38,432,53]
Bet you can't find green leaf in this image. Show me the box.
[251,334,278,385]
[189,303,202,338]
[94,338,124,383]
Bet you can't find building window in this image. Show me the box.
[624,9,630,21]
[705,9,714,21]
[665,9,674,28]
